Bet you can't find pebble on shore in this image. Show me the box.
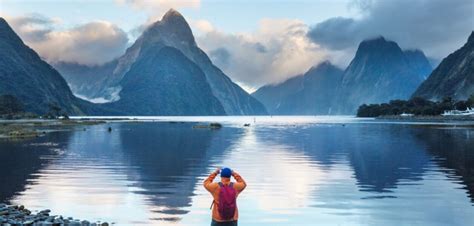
[0,203,110,226]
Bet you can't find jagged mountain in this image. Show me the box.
[58,9,267,115]
[252,61,344,115]
[104,46,225,115]
[0,18,86,115]
[334,37,432,114]
[412,31,474,100]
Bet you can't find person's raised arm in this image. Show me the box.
[232,170,246,192]
[203,167,220,192]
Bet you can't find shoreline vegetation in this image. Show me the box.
[0,119,106,139]
[0,117,226,139]
[357,95,474,118]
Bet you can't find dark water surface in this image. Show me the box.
[1,117,473,225]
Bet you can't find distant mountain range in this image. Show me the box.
[413,31,474,101]
[1,9,471,116]
[252,61,343,115]
[253,37,433,115]
[56,9,266,115]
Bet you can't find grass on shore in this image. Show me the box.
[0,119,106,139]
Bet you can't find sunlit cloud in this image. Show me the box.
[190,19,214,34]
[5,14,129,65]
[196,18,327,90]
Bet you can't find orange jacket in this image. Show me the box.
[203,171,246,222]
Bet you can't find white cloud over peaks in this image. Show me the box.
[196,19,327,91]
[6,14,129,65]
[308,0,474,60]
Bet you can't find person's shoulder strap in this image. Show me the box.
[218,182,234,187]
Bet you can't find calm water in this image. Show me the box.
[1,116,473,225]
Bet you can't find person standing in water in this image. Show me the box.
[204,167,246,226]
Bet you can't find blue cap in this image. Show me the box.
[220,167,232,178]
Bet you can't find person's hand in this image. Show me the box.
[231,170,237,176]
[214,167,221,174]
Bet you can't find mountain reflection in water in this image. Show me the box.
[0,117,473,225]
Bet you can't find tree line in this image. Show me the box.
[0,94,68,119]
[357,94,474,117]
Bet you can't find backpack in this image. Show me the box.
[216,182,237,220]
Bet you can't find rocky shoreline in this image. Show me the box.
[0,204,110,226]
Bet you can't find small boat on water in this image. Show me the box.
[400,113,414,117]
[442,107,474,116]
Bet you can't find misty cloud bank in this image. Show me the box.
[308,0,474,59]
[197,0,474,90]
[6,14,129,65]
[196,19,326,91]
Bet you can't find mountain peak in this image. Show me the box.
[404,49,424,55]
[360,36,396,47]
[468,31,474,43]
[0,17,13,33]
[307,60,341,76]
[142,8,195,46]
[309,60,332,71]
[0,17,24,46]
[0,17,7,26]
[404,49,429,62]
[355,36,402,58]
[361,36,387,44]
[160,8,188,26]
[319,60,332,66]
[162,8,184,21]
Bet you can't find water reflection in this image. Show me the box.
[0,120,473,225]
[0,133,66,203]
[260,124,430,193]
[412,127,474,203]
[118,123,239,222]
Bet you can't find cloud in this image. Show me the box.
[191,19,214,34]
[308,0,474,59]
[196,19,327,91]
[6,14,129,65]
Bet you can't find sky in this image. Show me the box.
[1,0,473,92]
